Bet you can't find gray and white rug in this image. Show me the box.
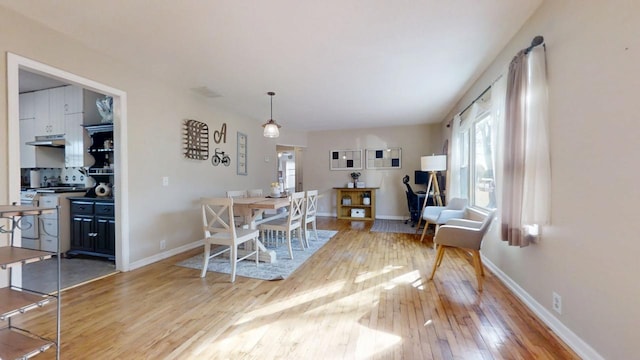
[177,230,338,281]
[370,219,423,234]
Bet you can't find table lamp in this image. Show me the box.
[420,155,446,206]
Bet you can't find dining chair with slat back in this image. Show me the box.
[258,191,305,259]
[200,197,259,282]
[226,190,249,227]
[247,189,263,197]
[304,190,318,245]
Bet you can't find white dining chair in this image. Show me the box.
[247,188,263,197]
[226,190,249,227]
[258,191,305,259]
[304,190,318,245]
[200,197,259,282]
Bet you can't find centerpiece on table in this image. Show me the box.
[270,182,281,197]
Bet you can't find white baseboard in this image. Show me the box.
[128,240,203,271]
[482,257,604,360]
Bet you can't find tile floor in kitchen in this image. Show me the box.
[22,255,117,294]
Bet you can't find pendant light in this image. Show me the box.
[262,91,281,138]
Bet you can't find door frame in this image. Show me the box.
[6,52,130,272]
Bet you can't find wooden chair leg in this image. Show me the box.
[312,220,318,241]
[435,245,446,268]
[298,228,306,250]
[429,245,445,280]
[201,242,211,278]
[419,221,429,242]
[230,245,237,283]
[477,251,485,277]
[255,236,259,266]
[415,217,423,234]
[286,230,294,259]
[472,250,483,291]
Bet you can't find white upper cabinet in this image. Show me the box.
[64,85,83,114]
[48,87,65,134]
[19,92,36,120]
[64,112,85,167]
[33,87,64,136]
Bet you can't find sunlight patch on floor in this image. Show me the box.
[354,264,404,283]
[234,280,346,325]
[355,323,402,359]
[383,270,422,290]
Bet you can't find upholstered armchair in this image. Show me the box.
[429,209,496,291]
[417,198,468,242]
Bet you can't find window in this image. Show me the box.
[458,109,496,210]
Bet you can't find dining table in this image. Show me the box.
[232,196,290,263]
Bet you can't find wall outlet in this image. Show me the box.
[552,292,562,314]
[162,176,169,187]
[160,240,166,250]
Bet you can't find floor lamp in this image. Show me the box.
[421,154,446,207]
[415,154,447,236]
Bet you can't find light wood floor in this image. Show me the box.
[19,218,578,359]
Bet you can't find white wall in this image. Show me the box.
[0,6,307,266]
[305,124,442,219]
[442,1,640,359]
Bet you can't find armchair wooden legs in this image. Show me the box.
[429,246,485,291]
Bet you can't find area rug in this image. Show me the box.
[370,219,423,234]
[176,230,338,281]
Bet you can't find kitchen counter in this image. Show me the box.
[67,196,114,202]
[36,187,91,194]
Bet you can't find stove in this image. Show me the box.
[19,189,41,242]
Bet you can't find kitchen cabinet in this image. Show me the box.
[0,204,61,360]
[85,124,114,177]
[19,92,36,120]
[334,187,378,221]
[34,88,65,136]
[19,117,64,169]
[38,193,84,253]
[64,112,85,167]
[68,198,115,260]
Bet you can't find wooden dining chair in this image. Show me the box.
[200,197,259,282]
[226,190,249,227]
[258,191,305,259]
[247,189,263,197]
[304,190,318,245]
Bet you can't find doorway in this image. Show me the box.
[7,53,130,289]
[276,145,304,192]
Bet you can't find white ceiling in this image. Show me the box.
[2,1,542,131]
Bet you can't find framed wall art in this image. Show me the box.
[237,132,247,175]
[330,149,363,170]
[366,147,402,169]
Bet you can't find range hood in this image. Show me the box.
[26,134,66,147]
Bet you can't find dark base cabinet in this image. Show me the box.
[68,198,115,260]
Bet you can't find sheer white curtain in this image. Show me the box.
[500,45,550,247]
[449,104,477,200]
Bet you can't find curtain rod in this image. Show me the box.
[446,35,544,128]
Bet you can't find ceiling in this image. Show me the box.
[2,1,542,131]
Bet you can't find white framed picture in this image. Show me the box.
[366,147,402,169]
[237,132,247,175]
[330,149,363,170]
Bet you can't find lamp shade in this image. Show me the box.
[262,120,280,138]
[421,155,447,172]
